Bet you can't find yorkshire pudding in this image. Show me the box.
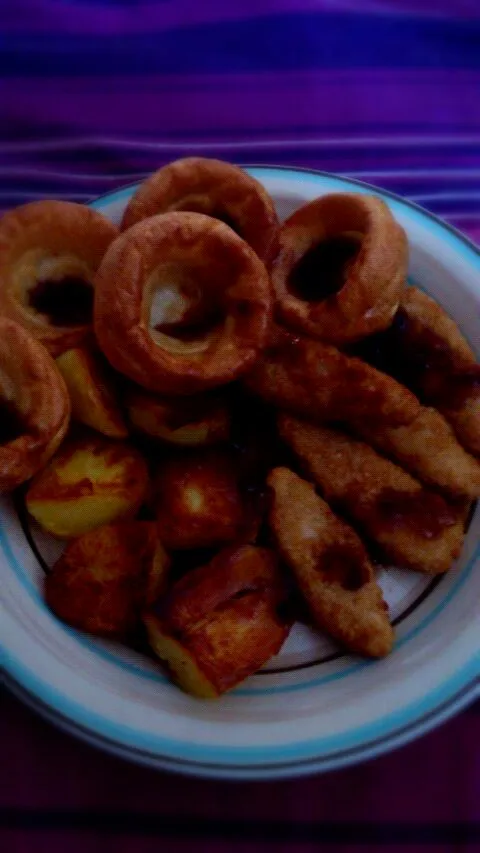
[0,318,70,492]
[271,193,407,346]
[0,200,118,356]
[94,212,272,395]
[120,157,279,262]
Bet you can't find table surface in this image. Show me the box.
[1,2,479,851]
[2,691,479,852]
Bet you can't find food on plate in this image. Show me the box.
[279,415,466,574]
[268,467,394,657]
[271,193,407,346]
[56,345,128,439]
[0,318,70,492]
[94,211,272,395]
[26,433,148,537]
[353,406,480,499]
[354,285,480,455]
[120,157,279,262]
[144,544,292,697]
[0,200,118,356]
[126,386,230,446]
[0,160,478,700]
[154,448,244,550]
[46,521,170,637]
[245,323,420,427]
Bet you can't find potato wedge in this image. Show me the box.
[144,544,292,697]
[56,346,127,438]
[26,434,148,537]
[46,521,170,637]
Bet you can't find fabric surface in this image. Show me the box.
[1,2,479,851]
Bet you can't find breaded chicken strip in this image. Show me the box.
[353,406,480,499]
[268,467,394,658]
[279,415,466,574]
[400,287,480,456]
[355,286,480,455]
[245,324,420,427]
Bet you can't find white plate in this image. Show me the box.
[2,167,479,779]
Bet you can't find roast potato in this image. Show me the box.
[46,521,170,637]
[26,433,149,537]
[56,345,127,438]
[144,544,292,697]
[154,448,244,549]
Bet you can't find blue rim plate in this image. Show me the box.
[2,166,479,779]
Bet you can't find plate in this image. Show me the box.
[2,167,479,779]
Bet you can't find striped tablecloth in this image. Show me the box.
[1,2,479,851]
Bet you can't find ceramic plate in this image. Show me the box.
[2,167,479,779]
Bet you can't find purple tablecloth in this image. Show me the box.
[1,2,479,850]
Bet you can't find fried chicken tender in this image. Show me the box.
[279,415,466,574]
[355,286,480,455]
[400,287,480,455]
[268,468,394,658]
[353,406,480,499]
[245,324,420,427]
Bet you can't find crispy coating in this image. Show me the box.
[154,448,244,550]
[245,324,420,427]
[26,434,149,538]
[46,521,170,637]
[279,415,466,574]
[355,286,480,455]
[271,193,407,345]
[353,406,480,499]
[268,467,393,657]
[400,286,480,455]
[144,544,292,697]
[121,157,279,262]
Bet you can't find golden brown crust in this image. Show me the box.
[244,324,420,427]
[144,545,292,696]
[398,286,480,455]
[25,433,149,537]
[0,318,70,492]
[94,211,272,394]
[0,200,118,356]
[271,193,407,345]
[154,448,244,550]
[401,285,475,366]
[279,415,466,574]
[121,157,279,262]
[268,467,394,657]
[46,521,170,638]
[353,406,480,499]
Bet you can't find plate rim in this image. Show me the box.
[2,164,480,778]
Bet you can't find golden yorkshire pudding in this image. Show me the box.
[94,212,272,395]
[0,200,118,356]
[271,193,408,346]
[0,318,70,492]
[120,157,279,262]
